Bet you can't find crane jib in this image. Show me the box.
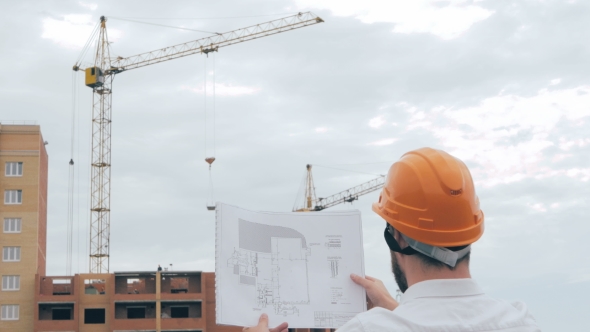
[74,11,324,274]
[109,12,322,73]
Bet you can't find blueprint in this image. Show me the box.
[215,203,366,328]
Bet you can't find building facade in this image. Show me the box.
[35,271,214,332]
[34,271,333,332]
[0,124,48,331]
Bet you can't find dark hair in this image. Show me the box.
[415,249,471,271]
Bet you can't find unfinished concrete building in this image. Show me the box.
[34,271,334,332]
[35,271,209,331]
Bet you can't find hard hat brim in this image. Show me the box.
[372,202,484,248]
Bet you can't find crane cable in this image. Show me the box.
[76,73,83,275]
[213,52,216,158]
[204,55,207,159]
[107,12,297,20]
[203,54,217,159]
[74,21,100,69]
[66,71,78,276]
[312,164,384,177]
[71,21,99,274]
[108,17,220,34]
[204,54,217,209]
[292,168,308,211]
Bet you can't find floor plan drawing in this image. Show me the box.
[227,219,311,316]
[328,258,339,278]
[216,204,366,328]
[314,311,358,327]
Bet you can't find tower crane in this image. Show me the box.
[73,12,323,274]
[293,164,385,212]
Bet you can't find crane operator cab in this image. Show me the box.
[85,67,105,88]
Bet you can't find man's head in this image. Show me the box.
[373,148,484,291]
[388,226,472,292]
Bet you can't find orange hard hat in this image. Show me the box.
[372,147,484,247]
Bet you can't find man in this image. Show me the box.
[245,148,540,332]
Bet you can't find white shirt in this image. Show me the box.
[338,279,540,332]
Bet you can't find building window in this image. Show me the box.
[84,279,106,295]
[127,306,146,319]
[170,306,189,318]
[2,247,21,262]
[2,276,20,291]
[3,218,21,233]
[4,190,22,204]
[39,303,74,321]
[5,162,23,177]
[1,305,19,320]
[52,308,72,320]
[84,308,105,324]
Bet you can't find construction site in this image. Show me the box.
[0,12,385,332]
[3,1,584,331]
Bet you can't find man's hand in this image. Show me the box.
[243,313,288,332]
[351,274,399,311]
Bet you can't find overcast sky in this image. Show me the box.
[1,0,589,330]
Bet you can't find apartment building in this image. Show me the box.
[0,124,48,331]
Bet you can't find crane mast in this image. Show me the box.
[303,164,317,210]
[88,16,113,274]
[75,13,323,274]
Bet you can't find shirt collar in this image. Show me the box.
[400,278,485,304]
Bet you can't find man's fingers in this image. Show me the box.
[257,313,269,328]
[350,273,372,288]
[364,275,378,282]
[270,322,288,332]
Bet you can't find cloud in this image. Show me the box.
[315,127,329,133]
[79,2,98,11]
[294,0,494,39]
[368,116,386,128]
[41,14,121,50]
[402,85,590,186]
[368,138,397,146]
[559,137,590,151]
[181,83,260,96]
[567,269,590,284]
[529,202,547,212]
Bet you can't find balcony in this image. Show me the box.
[112,300,157,330]
[160,271,202,301]
[113,272,157,302]
[39,276,75,296]
[160,300,203,330]
[38,276,76,303]
[37,302,77,331]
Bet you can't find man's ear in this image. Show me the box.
[394,229,409,249]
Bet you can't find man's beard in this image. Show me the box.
[391,252,408,293]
